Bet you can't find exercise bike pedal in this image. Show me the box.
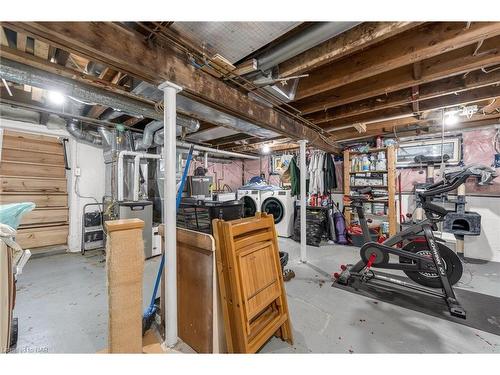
[333,264,352,286]
[446,298,467,319]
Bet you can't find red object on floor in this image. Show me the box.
[366,253,377,269]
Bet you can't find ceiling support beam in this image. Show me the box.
[295,35,500,115]
[3,22,338,152]
[278,22,421,78]
[305,68,500,124]
[295,22,500,100]
[320,85,500,130]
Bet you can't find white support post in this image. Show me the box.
[298,140,308,263]
[204,152,208,169]
[158,80,182,348]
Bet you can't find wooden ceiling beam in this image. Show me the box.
[321,85,500,130]
[295,35,500,115]
[295,22,500,100]
[278,22,421,78]
[306,68,500,124]
[4,22,338,152]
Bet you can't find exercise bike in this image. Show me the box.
[334,164,497,319]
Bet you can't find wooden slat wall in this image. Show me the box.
[0,130,69,250]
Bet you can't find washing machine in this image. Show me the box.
[236,189,262,218]
[260,189,295,237]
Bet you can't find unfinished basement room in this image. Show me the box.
[1,2,500,369]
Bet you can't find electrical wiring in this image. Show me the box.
[133,22,339,149]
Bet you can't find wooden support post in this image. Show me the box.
[387,145,397,237]
[456,184,466,254]
[105,218,145,353]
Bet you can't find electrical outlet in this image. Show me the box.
[75,167,81,177]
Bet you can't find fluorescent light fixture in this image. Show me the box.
[261,144,271,154]
[444,112,459,126]
[48,90,66,105]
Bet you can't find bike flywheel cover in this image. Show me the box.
[360,244,390,265]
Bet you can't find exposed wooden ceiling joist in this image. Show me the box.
[321,85,500,130]
[3,22,338,152]
[294,22,500,101]
[278,22,421,78]
[294,35,500,115]
[306,69,500,124]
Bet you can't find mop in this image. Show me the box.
[142,145,194,334]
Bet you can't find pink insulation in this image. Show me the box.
[398,129,500,195]
[189,158,244,192]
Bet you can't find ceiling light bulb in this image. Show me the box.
[48,91,66,105]
[262,144,271,154]
[444,113,459,126]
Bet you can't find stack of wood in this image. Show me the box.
[213,212,293,353]
[0,130,69,250]
[0,241,14,353]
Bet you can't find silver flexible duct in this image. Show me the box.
[66,120,103,146]
[135,117,200,150]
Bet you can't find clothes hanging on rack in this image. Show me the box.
[289,155,300,197]
[323,153,337,192]
[309,150,325,194]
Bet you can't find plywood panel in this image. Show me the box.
[2,134,63,155]
[0,176,67,193]
[16,225,68,249]
[177,230,214,353]
[0,193,67,207]
[20,208,68,226]
[1,147,65,165]
[0,161,66,178]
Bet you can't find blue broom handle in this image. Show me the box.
[148,145,195,309]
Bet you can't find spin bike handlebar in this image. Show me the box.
[419,173,470,198]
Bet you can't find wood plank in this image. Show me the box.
[34,39,50,60]
[1,147,65,164]
[386,146,397,237]
[4,129,61,143]
[278,22,421,77]
[177,230,215,353]
[0,160,66,178]
[16,224,68,249]
[321,85,500,129]
[295,22,500,100]
[20,208,68,226]
[4,22,337,152]
[0,193,67,207]
[295,35,500,115]
[0,176,67,193]
[2,134,63,154]
[306,68,500,123]
[16,31,27,52]
[0,26,8,46]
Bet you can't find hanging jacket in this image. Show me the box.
[323,153,337,192]
[290,156,300,197]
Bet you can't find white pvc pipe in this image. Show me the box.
[299,140,307,262]
[159,81,182,348]
[176,141,260,160]
[132,153,161,201]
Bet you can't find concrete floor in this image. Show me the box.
[11,239,500,353]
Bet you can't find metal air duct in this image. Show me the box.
[66,119,103,146]
[256,22,359,72]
